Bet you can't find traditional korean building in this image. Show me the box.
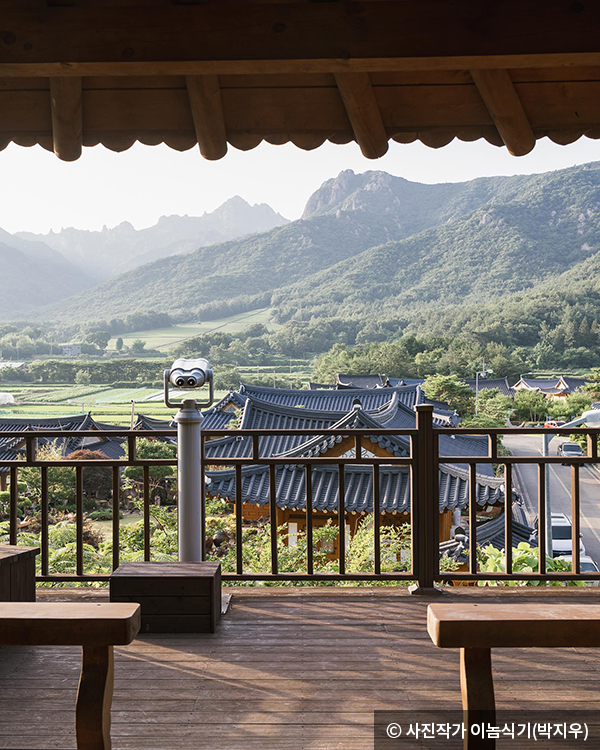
[512,375,588,400]
[205,389,511,549]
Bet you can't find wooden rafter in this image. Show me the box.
[0,3,600,77]
[470,69,535,156]
[49,77,82,162]
[186,75,227,160]
[335,73,387,159]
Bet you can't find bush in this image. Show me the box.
[88,510,121,521]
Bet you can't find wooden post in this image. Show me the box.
[410,405,441,594]
[76,645,114,750]
[460,647,496,749]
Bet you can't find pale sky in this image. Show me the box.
[2,137,600,235]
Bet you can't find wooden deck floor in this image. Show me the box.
[2,588,600,749]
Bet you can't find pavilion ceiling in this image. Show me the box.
[0,1,599,161]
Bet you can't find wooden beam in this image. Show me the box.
[1,3,600,77]
[335,73,387,158]
[186,75,227,160]
[470,69,535,156]
[49,76,82,161]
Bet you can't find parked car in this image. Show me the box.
[530,512,586,557]
[544,420,566,429]
[559,555,600,585]
[557,442,584,464]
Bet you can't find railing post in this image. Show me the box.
[409,404,442,595]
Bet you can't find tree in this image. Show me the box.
[513,389,548,423]
[66,449,113,500]
[86,330,111,349]
[74,369,91,385]
[115,337,124,351]
[421,374,474,415]
[124,439,177,503]
[584,369,600,401]
[547,391,592,421]
[130,339,146,354]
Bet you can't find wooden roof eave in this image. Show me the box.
[1,1,600,160]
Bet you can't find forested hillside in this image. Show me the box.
[21,162,600,368]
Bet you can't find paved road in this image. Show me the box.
[504,433,600,564]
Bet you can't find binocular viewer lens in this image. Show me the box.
[170,368,207,389]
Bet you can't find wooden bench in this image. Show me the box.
[427,603,600,749]
[0,602,141,750]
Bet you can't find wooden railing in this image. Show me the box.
[1,406,599,587]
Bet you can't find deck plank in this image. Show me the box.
[1,588,600,749]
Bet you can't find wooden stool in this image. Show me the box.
[110,561,221,633]
[0,544,39,601]
[0,602,140,750]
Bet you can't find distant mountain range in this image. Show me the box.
[0,228,95,318]
[36,162,600,330]
[5,163,600,340]
[17,196,289,280]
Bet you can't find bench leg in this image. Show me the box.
[76,645,114,750]
[460,647,496,750]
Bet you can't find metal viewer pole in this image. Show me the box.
[164,359,214,564]
[175,399,204,562]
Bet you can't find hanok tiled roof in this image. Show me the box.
[0,413,101,472]
[335,373,385,389]
[205,393,486,467]
[134,414,176,430]
[204,396,410,462]
[239,382,438,413]
[308,383,336,390]
[206,460,506,515]
[463,377,513,398]
[439,507,534,560]
[386,377,425,387]
[560,376,587,392]
[69,438,127,461]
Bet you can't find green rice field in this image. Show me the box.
[0,383,231,424]
[108,307,279,352]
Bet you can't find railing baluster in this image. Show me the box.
[235,464,243,575]
[338,464,345,575]
[112,466,120,571]
[469,463,477,575]
[128,435,136,463]
[269,464,278,574]
[587,432,598,460]
[488,434,497,461]
[41,466,49,576]
[538,463,546,575]
[410,434,418,581]
[504,463,512,576]
[571,464,581,575]
[9,466,18,545]
[143,465,150,562]
[76,466,84,576]
[306,464,313,575]
[373,463,381,576]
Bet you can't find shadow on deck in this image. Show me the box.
[2,588,600,749]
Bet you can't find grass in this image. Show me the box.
[108,307,280,352]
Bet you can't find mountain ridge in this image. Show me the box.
[17,196,289,280]
[11,162,600,336]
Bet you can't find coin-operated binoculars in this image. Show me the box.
[164,359,214,562]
